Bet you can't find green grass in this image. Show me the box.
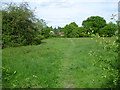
[2,38,116,88]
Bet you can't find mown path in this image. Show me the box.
[59,39,76,88]
[56,38,105,88]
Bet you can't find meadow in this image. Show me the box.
[2,38,116,88]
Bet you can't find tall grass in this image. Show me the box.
[2,38,117,88]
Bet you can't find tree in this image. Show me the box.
[41,26,53,38]
[76,27,89,37]
[82,16,106,35]
[35,19,47,33]
[99,22,118,37]
[64,22,79,38]
[2,2,44,48]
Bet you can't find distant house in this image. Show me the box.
[50,31,55,35]
[58,32,64,36]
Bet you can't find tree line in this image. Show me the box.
[1,2,118,48]
[54,16,117,38]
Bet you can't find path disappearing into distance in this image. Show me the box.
[3,38,109,88]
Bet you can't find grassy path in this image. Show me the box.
[2,38,113,88]
[59,39,76,88]
[57,38,106,88]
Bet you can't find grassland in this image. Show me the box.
[2,38,116,88]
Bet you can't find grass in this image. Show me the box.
[2,38,116,88]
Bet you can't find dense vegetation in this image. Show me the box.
[2,2,52,48]
[53,16,117,38]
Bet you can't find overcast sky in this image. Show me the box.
[1,0,120,28]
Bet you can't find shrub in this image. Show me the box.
[32,35,44,45]
[99,22,117,37]
[89,36,119,88]
[2,2,45,48]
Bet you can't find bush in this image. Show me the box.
[89,36,119,88]
[2,2,45,48]
[32,35,44,45]
[99,22,117,37]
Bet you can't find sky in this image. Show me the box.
[1,0,120,28]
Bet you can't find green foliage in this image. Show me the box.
[32,35,44,45]
[82,16,106,34]
[62,16,109,38]
[53,26,65,37]
[99,22,118,37]
[63,22,92,38]
[41,26,53,38]
[57,26,64,32]
[117,20,120,88]
[64,22,79,38]
[88,16,120,88]
[89,37,119,88]
[77,27,91,37]
[2,2,44,48]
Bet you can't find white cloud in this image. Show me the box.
[1,0,119,27]
[33,1,118,27]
